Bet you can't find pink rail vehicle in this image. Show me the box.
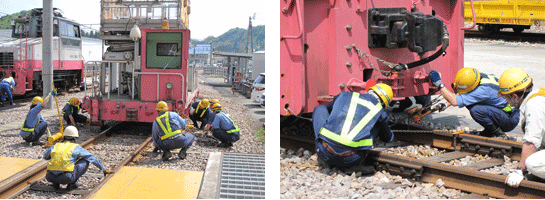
[82,0,196,125]
[280,0,466,116]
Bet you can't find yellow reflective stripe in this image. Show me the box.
[528,88,545,101]
[346,99,383,139]
[340,93,360,137]
[480,74,499,86]
[502,105,513,112]
[195,102,209,118]
[320,128,373,147]
[21,117,41,132]
[157,112,182,140]
[225,113,240,134]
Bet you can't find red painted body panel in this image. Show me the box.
[280,0,464,116]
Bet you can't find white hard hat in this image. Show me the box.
[64,126,79,138]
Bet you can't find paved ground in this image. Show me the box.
[424,40,545,138]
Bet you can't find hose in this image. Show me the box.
[393,24,450,71]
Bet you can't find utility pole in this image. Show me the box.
[43,0,53,108]
[246,15,254,54]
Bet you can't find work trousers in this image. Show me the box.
[45,160,89,185]
[467,104,519,132]
[189,114,209,129]
[23,121,48,143]
[63,114,88,125]
[0,83,12,103]
[211,129,240,144]
[154,133,195,151]
[312,105,368,168]
[525,149,545,182]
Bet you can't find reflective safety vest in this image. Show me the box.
[527,88,545,101]
[479,73,513,112]
[157,112,182,140]
[47,142,78,172]
[195,102,209,118]
[62,101,80,115]
[221,112,240,134]
[21,115,41,132]
[319,92,383,148]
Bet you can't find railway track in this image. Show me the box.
[465,29,545,43]
[0,122,152,199]
[281,128,545,198]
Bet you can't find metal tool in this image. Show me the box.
[44,82,63,148]
[407,89,448,123]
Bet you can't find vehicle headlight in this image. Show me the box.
[166,82,173,89]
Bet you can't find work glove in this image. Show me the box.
[437,103,447,112]
[50,90,57,97]
[428,70,444,89]
[505,169,524,187]
[103,169,113,176]
[186,124,194,129]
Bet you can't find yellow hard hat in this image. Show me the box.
[211,103,222,111]
[499,67,532,95]
[156,101,169,111]
[370,83,393,106]
[454,68,480,94]
[64,126,79,138]
[31,96,43,105]
[210,99,219,105]
[69,98,80,107]
[199,99,209,109]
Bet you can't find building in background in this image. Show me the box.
[189,43,211,67]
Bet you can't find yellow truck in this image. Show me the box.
[465,0,545,33]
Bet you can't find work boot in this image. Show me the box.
[178,148,188,160]
[343,165,376,176]
[52,183,60,190]
[217,142,231,147]
[477,128,494,137]
[67,183,78,190]
[31,140,43,146]
[9,101,13,106]
[152,147,160,153]
[162,150,172,161]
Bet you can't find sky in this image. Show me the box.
[0,0,267,40]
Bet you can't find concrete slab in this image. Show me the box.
[198,152,222,199]
[0,156,40,181]
[88,166,203,199]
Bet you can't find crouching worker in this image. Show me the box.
[20,91,56,146]
[44,126,112,190]
[152,101,195,161]
[206,103,240,147]
[62,98,88,127]
[189,99,214,130]
[313,83,394,174]
[499,68,545,187]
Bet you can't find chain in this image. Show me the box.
[352,44,396,74]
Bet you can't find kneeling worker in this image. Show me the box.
[313,83,394,173]
[428,68,519,139]
[152,101,195,161]
[44,126,111,190]
[499,68,545,187]
[62,98,88,127]
[206,103,240,147]
[189,99,214,130]
[20,90,56,145]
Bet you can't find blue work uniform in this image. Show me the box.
[152,111,194,151]
[456,73,520,132]
[313,92,394,168]
[62,102,88,125]
[44,141,106,185]
[0,77,15,104]
[189,101,214,129]
[20,103,48,143]
[211,111,240,144]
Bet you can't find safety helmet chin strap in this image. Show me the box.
[509,86,532,108]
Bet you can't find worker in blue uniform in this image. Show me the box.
[189,99,214,130]
[313,83,395,173]
[152,101,194,161]
[0,76,15,106]
[429,68,519,139]
[20,91,56,146]
[206,103,240,147]
[44,126,112,190]
[62,97,88,127]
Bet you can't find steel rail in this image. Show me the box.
[83,137,152,198]
[0,123,120,199]
[280,131,545,199]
